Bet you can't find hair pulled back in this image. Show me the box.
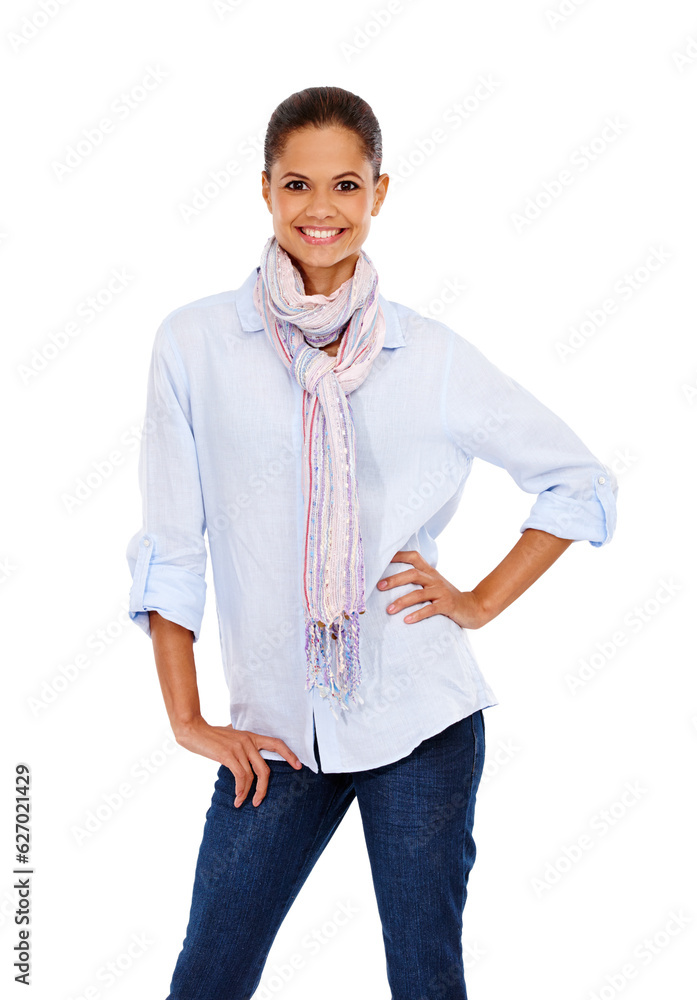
[263,86,382,185]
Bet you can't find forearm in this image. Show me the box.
[471,528,573,624]
[148,610,203,735]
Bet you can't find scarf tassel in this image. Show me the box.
[304,611,365,719]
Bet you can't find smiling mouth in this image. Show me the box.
[296,226,347,243]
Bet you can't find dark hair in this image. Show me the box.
[263,86,382,186]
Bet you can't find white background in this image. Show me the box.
[3,1,696,998]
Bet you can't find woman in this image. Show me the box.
[126,86,618,999]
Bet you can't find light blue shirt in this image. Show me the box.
[126,266,618,773]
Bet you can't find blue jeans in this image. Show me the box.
[166,710,486,1000]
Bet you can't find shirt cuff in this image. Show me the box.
[127,534,206,642]
[519,470,617,547]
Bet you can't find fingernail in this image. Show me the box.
[378,580,386,588]
[387,604,394,612]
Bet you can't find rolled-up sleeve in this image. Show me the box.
[443,328,618,547]
[126,318,207,641]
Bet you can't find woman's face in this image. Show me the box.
[261,125,389,296]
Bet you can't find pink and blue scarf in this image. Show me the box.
[253,235,386,717]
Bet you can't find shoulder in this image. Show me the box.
[382,293,513,391]
[153,276,252,359]
[158,288,240,342]
[382,293,472,360]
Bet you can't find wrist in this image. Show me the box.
[171,713,206,740]
[453,590,493,629]
[468,587,500,627]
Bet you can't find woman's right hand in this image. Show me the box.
[173,717,303,807]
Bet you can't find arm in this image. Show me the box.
[125,319,208,643]
[381,529,573,629]
[445,326,616,624]
[126,319,301,805]
[148,609,301,800]
[443,327,618,549]
[379,329,618,626]
[469,527,573,626]
[148,611,201,733]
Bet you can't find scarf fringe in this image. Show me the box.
[304,610,365,719]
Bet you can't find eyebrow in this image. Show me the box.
[278,171,364,182]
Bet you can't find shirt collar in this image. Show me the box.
[234,266,406,349]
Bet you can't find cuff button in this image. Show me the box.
[143,538,151,546]
[597,476,606,485]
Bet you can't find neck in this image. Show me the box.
[317,331,344,356]
[291,251,360,296]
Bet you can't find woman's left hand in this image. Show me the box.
[377,549,489,630]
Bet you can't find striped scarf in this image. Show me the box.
[253,235,386,717]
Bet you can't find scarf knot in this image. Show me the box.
[253,236,386,717]
[290,343,337,396]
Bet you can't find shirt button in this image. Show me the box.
[597,476,606,485]
[143,538,151,546]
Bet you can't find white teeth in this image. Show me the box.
[300,227,342,238]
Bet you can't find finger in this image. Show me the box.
[378,568,421,590]
[253,736,303,769]
[227,752,255,807]
[393,549,425,566]
[269,739,303,769]
[247,751,272,806]
[386,586,432,614]
[403,603,441,623]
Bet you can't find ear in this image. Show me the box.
[261,171,273,213]
[372,172,390,214]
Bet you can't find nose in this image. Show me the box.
[304,188,338,221]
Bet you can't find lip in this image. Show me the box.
[296,226,347,246]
